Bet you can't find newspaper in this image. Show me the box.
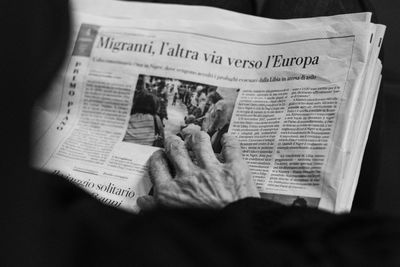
[31,0,385,213]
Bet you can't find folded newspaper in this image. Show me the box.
[31,0,385,213]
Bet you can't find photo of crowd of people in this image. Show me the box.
[123,74,239,152]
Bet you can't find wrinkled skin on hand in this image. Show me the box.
[137,130,259,210]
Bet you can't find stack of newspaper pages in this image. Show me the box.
[32,0,385,213]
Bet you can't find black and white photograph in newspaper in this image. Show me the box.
[123,74,240,153]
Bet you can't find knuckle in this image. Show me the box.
[195,131,210,142]
[227,163,249,178]
[224,135,241,149]
[173,140,184,149]
[187,131,209,150]
[165,136,185,153]
[150,150,165,163]
[155,181,174,194]
[221,133,234,144]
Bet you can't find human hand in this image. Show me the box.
[180,124,201,137]
[137,130,259,210]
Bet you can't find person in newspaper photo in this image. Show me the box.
[201,90,237,152]
[4,0,400,266]
[123,92,165,147]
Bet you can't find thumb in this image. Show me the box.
[137,195,156,211]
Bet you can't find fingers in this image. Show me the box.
[248,180,260,197]
[164,135,194,175]
[137,195,156,211]
[149,150,173,186]
[181,124,201,140]
[186,130,219,168]
[221,134,244,164]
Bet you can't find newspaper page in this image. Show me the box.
[337,26,384,211]
[32,8,382,212]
